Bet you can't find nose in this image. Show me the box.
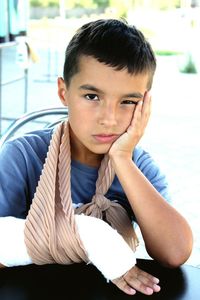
[98,103,117,127]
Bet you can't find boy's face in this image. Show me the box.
[58,56,150,164]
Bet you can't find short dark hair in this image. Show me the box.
[63,18,156,89]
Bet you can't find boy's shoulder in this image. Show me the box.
[133,145,150,164]
[1,128,54,160]
[6,127,54,147]
[133,145,161,176]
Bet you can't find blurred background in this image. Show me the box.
[0,0,200,267]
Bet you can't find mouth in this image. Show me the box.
[93,134,119,143]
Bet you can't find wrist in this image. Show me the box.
[109,151,133,168]
[109,148,133,161]
[75,214,136,281]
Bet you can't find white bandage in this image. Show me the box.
[0,217,32,267]
[75,214,136,280]
[0,215,136,277]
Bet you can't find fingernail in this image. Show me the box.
[146,287,153,295]
[153,284,161,292]
[146,90,152,97]
[129,288,136,295]
[153,277,159,284]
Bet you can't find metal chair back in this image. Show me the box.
[0,107,68,148]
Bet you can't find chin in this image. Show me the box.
[90,145,111,155]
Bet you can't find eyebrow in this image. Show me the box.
[79,84,103,94]
[79,84,144,99]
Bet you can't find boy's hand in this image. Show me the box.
[109,91,151,159]
[112,265,161,296]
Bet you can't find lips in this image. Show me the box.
[93,134,119,143]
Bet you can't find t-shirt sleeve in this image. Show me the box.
[0,129,53,218]
[0,141,29,217]
[133,146,171,203]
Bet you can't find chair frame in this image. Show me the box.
[0,107,68,148]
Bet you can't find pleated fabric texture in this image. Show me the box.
[24,121,138,265]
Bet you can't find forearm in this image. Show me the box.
[111,156,193,267]
[75,214,136,280]
[0,217,32,267]
[0,216,136,280]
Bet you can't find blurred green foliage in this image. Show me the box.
[155,50,183,56]
[30,0,109,8]
[30,0,59,7]
[65,0,109,9]
[180,53,197,74]
[30,0,183,10]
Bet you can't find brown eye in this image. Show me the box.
[85,94,99,101]
[121,100,138,105]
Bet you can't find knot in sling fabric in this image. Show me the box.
[92,194,111,211]
[24,121,138,265]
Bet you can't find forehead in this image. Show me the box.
[72,55,151,92]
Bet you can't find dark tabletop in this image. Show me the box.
[0,259,199,300]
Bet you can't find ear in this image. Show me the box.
[57,77,68,106]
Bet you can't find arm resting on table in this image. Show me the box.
[0,215,136,280]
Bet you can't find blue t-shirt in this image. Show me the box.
[0,128,171,220]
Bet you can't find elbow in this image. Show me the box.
[169,228,194,268]
[148,233,193,269]
[160,238,193,269]
[162,251,192,269]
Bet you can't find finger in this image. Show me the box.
[141,91,152,124]
[123,266,161,295]
[136,266,159,284]
[143,90,151,102]
[132,90,151,124]
[130,100,143,128]
[137,270,161,293]
[112,277,136,296]
[124,275,154,295]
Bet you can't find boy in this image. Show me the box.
[0,19,193,296]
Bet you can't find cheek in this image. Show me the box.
[68,108,91,133]
[119,110,134,130]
